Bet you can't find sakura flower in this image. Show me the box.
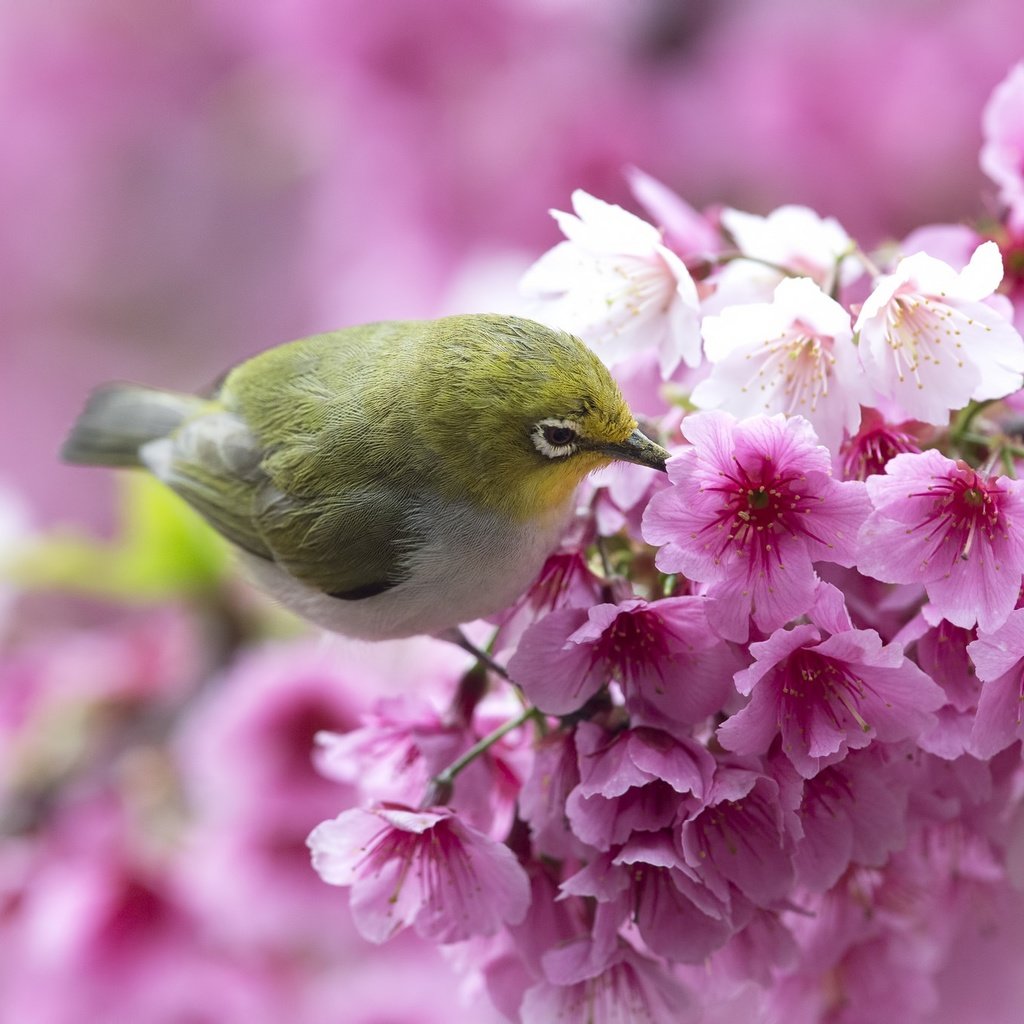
[717,620,942,778]
[981,62,1024,217]
[784,749,909,891]
[642,411,871,642]
[839,407,921,481]
[903,617,981,760]
[566,723,714,851]
[969,608,1024,757]
[721,204,857,290]
[521,945,697,1024]
[518,729,584,861]
[508,595,738,726]
[693,277,865,453]
[855,241,1024,423]
[680,764,796,907]
[520,189,702,376]
[587,457,670,540]
[858,449,1024,632]
[314,691,526,839]
[626,166,720,259]
[307,804,530,944]
[491,550,604,656]
[560,830,733,963]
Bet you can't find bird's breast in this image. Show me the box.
[242,492,575,640]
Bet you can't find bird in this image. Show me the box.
[62,313,669,641]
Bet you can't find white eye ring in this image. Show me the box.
[532,418,580,459]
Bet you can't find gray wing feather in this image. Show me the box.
[142,410,409,596]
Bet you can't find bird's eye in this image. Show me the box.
[543,424,577,447]
[532,418,580,459]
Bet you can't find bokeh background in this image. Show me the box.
[3,1,1024,1021]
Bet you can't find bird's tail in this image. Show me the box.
[62,383,205,468]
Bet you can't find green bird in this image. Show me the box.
[62,314,668,640]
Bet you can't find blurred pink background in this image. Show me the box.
[5,2,1024,1022]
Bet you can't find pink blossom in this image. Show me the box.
[518,729,584,861]
[900,223,985,270]
[784,749,909,891]
[642,411,871,642]
[587,458,670,540]
[855,242,1024,423]
[858,450,1024,632]
[308,804,530,944]
[508,595,737,726]
[316,691,528,840]
[680,764,796,907]
[969,608,1024,757]
[693,276,865,453]
[522,945,697,1024]
[479,866,580,1019]
[718,620,942,778]
[561,830,733,963]
[981,62,1024,217]
[566,723,714,851]
[491,550,604,655]
[903,617,981,760]
[839,407,921,481]
[626,167,720,260]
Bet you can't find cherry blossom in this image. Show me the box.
[566,723,713,851]
[839,407,920,481]
[981,61,1024,217]
[720,204,858,291]
[520,189,702,375]
[968,608,1024,757]
[508,595,738,725]
[643,411,870,642]
[679,763,796,907]
[717,619,943,778]
[693,276,865,453]
[521,944,697,1024]
[307,804,530,944]
[855,241,1024,423]
[858,450,1024,632]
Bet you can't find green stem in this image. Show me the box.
[961,432,1024,459]
[950,400,995,446]
[423,706,540,806]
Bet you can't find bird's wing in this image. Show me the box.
[140,409,273,559]
[253,483,412,599]
[141,407,411,598]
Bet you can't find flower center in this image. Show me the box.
[747,488,771,510]
[784,651,872,733]
[886,293,972,387]
[910,465,1003,563]
[742,327,833,415]
[594,609,672,685]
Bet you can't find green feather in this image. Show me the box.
[64,314,643,601]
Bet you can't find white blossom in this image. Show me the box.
[693,277,865,453]
[520,189,701,377]
[855,241,1024,424]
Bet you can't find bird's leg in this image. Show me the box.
[436,627,510,681]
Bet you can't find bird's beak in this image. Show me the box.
[599,428,670,472]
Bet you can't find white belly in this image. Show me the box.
[239,497,572,640]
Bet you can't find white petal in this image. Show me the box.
[955,240,1005,302]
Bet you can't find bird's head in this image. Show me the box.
[416,315,668,519]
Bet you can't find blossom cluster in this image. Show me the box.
[304,63,1024,1022]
